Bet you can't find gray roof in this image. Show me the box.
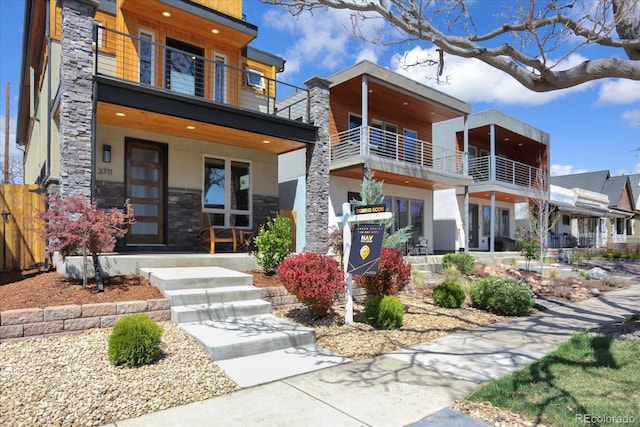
[550,170,610,193]
[627,174,640,204]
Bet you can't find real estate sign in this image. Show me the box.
[347,223,384,275]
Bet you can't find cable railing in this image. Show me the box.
[468,156,542,189]
[94,26,310,123]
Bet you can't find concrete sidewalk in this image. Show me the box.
[105,283,640,427]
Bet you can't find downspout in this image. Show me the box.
[361,75,368,156]
[46,0,52,186]
[90,22,98,202]
[463,114,469,254]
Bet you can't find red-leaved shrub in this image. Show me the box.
[277,252,345,318]
[354,248,411,296]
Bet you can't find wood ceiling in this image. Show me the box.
[97,102,308,154]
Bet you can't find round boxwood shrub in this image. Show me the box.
[108,314,163,367]
[470,276,534,316]
[364,295,404,329]
[432,282,466,309]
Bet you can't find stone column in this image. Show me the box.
[304,77,331,253]
[58,0,99,199]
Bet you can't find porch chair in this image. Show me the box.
[197,212,237,254]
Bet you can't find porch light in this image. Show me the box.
[162,11,171,17]
[186,125,196,130]
[262,140,270,144]
[211,29,220,34]
[103,145,111,163]
[115,112,125,117]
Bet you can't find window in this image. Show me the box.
[395,198,409,231]
[246,69,264,89]
[348,114,362,144]
[371,120,398,156]
[562,214,570,226]
[403,129,418,162]
[482,206,491,236]
[139,30,155,85]
[214,54,227,103]
[203,157,251,227]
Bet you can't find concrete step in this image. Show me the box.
[141,266,253,292]
[171,300,272,323]
[215,344,351,387]
[164,286,263,306]
[180,314,317,361]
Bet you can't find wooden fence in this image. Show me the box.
[0,184,46,272]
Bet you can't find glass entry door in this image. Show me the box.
[165,38,204,97]
[126,139,166,245]
[468,204,479,248]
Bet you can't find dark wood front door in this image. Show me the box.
[126,139,166,245]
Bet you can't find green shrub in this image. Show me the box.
[251,215,293,274]
[442,253,476,275]
[108,314,163,367]
[277,252,344,318]
[364,295,404,329]
[354,248,411,296]
[432,282,466,308]
[470,276,534,316]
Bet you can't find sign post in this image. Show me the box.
[340,202,392,325]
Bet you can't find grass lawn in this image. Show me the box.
[467,333,640,426]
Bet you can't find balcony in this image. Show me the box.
[331,126,465,176]
[468,155,542,190]
[93,26,310,123]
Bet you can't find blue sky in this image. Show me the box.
[2,0,639,176]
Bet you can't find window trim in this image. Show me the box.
[214,53,228,103]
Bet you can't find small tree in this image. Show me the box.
[40,196,134,290]
[515,226,541,272]
[352,169,411,250]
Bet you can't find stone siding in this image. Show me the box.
[0,299,170,342]
[167,188,201,251]
[58,0,99,199]
[304,77,331,253]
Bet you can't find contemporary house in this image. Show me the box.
[17,0,319,252]
[280,61,474,253]
[433,110,550,252]
[551,171,636,248]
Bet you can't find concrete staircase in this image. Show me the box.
[140,266,349,387]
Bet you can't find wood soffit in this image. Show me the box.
[97,102,307,155]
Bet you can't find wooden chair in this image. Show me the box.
[197,212,236,254]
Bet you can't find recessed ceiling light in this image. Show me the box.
[211,29,220,34]
[504,137,510,141]
[115,112,126,117]
[403,102,408,106]
[186,125,196,130]
[404,180,409,184]
[518,143,523,146]
[162,11,171,17]
[368,89,373,93]
[262,140,270,144]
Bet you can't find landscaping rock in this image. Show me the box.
[588,267,608,280]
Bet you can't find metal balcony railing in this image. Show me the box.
[330,126,465,175]
[468,156,542,189]
[94,26,310,123]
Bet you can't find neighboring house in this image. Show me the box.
[17,0,319,251]
[551,171,636,247]
[549,184,610,249]
[280,61,473,253]
[433,110,551,253]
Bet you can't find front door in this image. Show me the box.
[126,139,166,245]
[468,204,479,248]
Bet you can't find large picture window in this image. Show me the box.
[204,157,251,227]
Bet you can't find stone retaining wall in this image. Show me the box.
[0,299,170,342]
[261,286,369,311]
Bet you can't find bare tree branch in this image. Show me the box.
[262,0,640,91]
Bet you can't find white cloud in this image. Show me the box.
[621,109,640,128]
[355,47,378,64]
[0,114,23,161]
[262,7,386,78]
[597,79,640,105]
[550,164,588,176]
[389,47,594,106]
